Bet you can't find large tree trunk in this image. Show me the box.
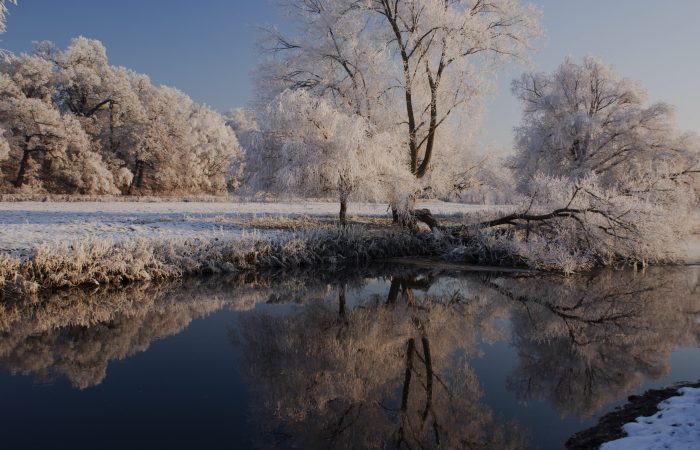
[414,209,439,230]
[394,208,440,231]
[339,199,347,226]
[386,278,402,305]
[128,160,144,195]
[109,100,116,153]
[14,147,30,188]
[391,206,400,224]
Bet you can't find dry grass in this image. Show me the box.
[230,215,324,231]
[0,226,455,300]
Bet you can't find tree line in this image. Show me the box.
[0,37,242,195]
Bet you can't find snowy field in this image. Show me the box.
[0,200,504,255]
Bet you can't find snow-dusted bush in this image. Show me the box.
[453,173,695,273]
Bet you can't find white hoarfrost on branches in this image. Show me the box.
[510,56,700,193]
[0,37,244,195]
[466,56,700,272]
[472,174,692,273]
[258,0,542,204]
[243,90,412,222]
[0,0,16,34]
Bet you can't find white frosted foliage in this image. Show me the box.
[243,90,413,216]
[257,0,543,201]
[0,37,244,195]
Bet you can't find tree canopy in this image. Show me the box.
[0,37,243,195]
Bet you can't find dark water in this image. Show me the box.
[0,264,698,449]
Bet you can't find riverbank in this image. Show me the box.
[1,201,696,299]
[567,382,700,449]
[0,226,459,299]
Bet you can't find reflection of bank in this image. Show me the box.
[0,265,698,444]
[0,281,227,389]
[0,271,368,389]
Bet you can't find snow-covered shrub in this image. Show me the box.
[472,174,693,272]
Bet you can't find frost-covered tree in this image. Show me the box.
[0,37,244,196]
[460,57,700,272]
[48,38,238,195]
[245,90,410,223]
[259,0,541,203]
[50,38,147,168]
[0,71,118,193]
[127,85,242,195]
[510,56,700,192]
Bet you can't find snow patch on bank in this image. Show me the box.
[601,387,700,450]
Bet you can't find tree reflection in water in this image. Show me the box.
[498,268,700,417]
[233,273,523,449]
[0,265,697,447]
[0,274,334,389]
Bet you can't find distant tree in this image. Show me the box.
[50,38,146,162]
[260,0,542,208]
[244,90,409,224]
[127,85,242,195]
[510,56,699,192]
[187,104,244,193]
[0,71,119,193]
[0,37,244,196]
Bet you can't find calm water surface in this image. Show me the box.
[1,264,698,449]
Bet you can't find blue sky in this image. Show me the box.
[2,0,699,150]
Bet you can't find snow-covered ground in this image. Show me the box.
[0,201,503,254]
[601,387,700,450]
